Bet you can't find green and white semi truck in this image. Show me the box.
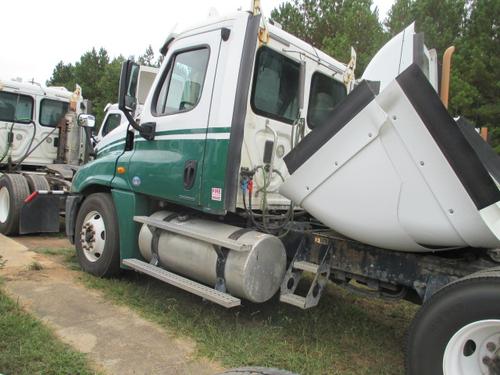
[66,8,500,375]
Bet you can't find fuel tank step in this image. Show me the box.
[280,238,333,309]
[293,260,320,274]
[134,215,251,252]
[279,294,307,308]
[122,258,241,308]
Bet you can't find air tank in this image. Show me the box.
[138,211,287,303]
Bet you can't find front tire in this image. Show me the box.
[406,270,500,375]
[0,174,30,235]
[75,193,120,277]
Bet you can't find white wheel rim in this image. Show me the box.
[80,210,106,262]
[0,186,10,224]
[443,319,500,375]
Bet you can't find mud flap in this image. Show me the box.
[280,64,500,252]
[19,194,62,234]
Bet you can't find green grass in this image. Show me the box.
[47,248,418,375]
[0,287,99,375]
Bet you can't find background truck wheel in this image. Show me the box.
[217,367,298,375]
[0,174,30,235]
[24,174,50,192]
[406,269,500,375]
[75,193,120,277]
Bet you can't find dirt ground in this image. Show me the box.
[15,233,72,251]
[0,234,224,375]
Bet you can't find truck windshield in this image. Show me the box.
[307,72,346,129]
[40,99,69,127]
[251,47,300,124]
[0,91,34,124]
[102,113,122,136]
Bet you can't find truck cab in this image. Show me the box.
[0,79,88,167]
[73,11,349,216]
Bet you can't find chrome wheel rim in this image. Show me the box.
[80,210,106,262]
[443,319,500,375]
[0,186,10,224]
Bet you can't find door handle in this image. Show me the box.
[183,160,197,190]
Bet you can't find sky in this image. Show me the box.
[0,0,394,83]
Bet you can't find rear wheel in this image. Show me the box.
[0,174,30,235]
[406,270,500,375]
[75,193,120,277]
[24,174,50,192]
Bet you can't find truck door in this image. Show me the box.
[125,29,223,207]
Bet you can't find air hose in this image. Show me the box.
[11,120,37,167]
[0,122,15,164]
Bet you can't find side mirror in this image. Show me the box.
[117,60,156,141]
[118,60,140,113]
[77,114,96,128]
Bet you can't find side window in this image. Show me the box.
[154,48,210,116]
[307,72,347,129]
[0,91,33,124]
[101,113,122,136]
[40,99,69,127]
[251,47,300,124]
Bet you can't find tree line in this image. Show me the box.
[47,46,161,125]
[48,0,498,149]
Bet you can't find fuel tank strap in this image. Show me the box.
[213,245,229,293]
[228,227,253,240]
[149,213,179,266]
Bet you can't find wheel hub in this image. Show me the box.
[80,210,106,262]
[443,319,500,375]
[0,186,10,224]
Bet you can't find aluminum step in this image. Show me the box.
[293,260,319,273]
[280,294,307,309]
[134,216,250,252]
[122,259,241,308]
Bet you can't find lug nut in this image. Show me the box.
[487,342,497,352]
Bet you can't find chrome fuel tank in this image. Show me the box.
[138,211,286,303]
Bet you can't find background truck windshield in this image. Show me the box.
[40,99,69,127]
[0,91,33,124]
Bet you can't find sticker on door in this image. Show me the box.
[211,187,222,201]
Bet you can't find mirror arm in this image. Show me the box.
[123,109,155,141]
[83,127,96,159]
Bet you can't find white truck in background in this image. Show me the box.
[0,78,94,235]
[0,65,158,235]
[95,65,159,144]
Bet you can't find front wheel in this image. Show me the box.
[75,192,120,277]
[406,270,500,375]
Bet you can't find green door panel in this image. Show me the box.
[111,189,152,263]
[126,135,206,206]
[199,138,230,214]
